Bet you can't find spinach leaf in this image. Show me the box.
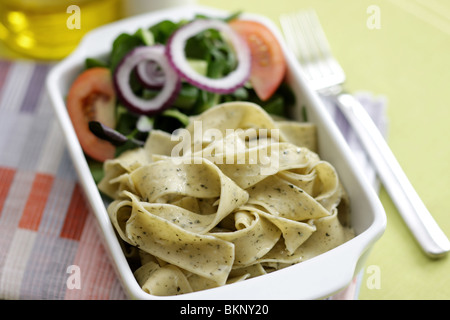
[85,57,108,69]
[150,20,185,44]
[88,159,105,184]
[161,108,190,127]
[134,28,154,46]
[173,83,199,111]
[110,33,144,72]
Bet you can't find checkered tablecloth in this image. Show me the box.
[0,59,387,300]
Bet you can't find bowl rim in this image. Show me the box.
[46,4,386,300]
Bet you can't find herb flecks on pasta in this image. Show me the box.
[98,101,354,296]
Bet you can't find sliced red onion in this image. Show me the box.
[114,45,181,115]
[166,19,251,94]
[136,60,165,89]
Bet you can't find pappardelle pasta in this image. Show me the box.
[98,101,354,296]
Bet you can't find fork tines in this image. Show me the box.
[280,9,346,92]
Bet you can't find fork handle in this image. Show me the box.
[335,93,450,258]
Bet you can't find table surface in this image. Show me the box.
[1,0,449,300]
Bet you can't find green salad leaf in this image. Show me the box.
[84,12,296,165]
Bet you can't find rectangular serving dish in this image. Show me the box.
[46,4,386,300]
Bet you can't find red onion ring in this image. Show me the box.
[166,19,251,94]
[136,60,165,89]
[114,45,181,115]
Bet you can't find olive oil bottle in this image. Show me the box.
[0,0,120,60]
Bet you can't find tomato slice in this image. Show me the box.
[66,67,116,162]
[229,19,287,101]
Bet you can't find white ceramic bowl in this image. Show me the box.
[46,4,386,300]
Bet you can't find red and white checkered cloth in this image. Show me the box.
[0,59,387,300]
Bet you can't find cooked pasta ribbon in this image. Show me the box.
[99,101,354,296]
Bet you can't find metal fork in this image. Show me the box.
[280,9,450,258]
